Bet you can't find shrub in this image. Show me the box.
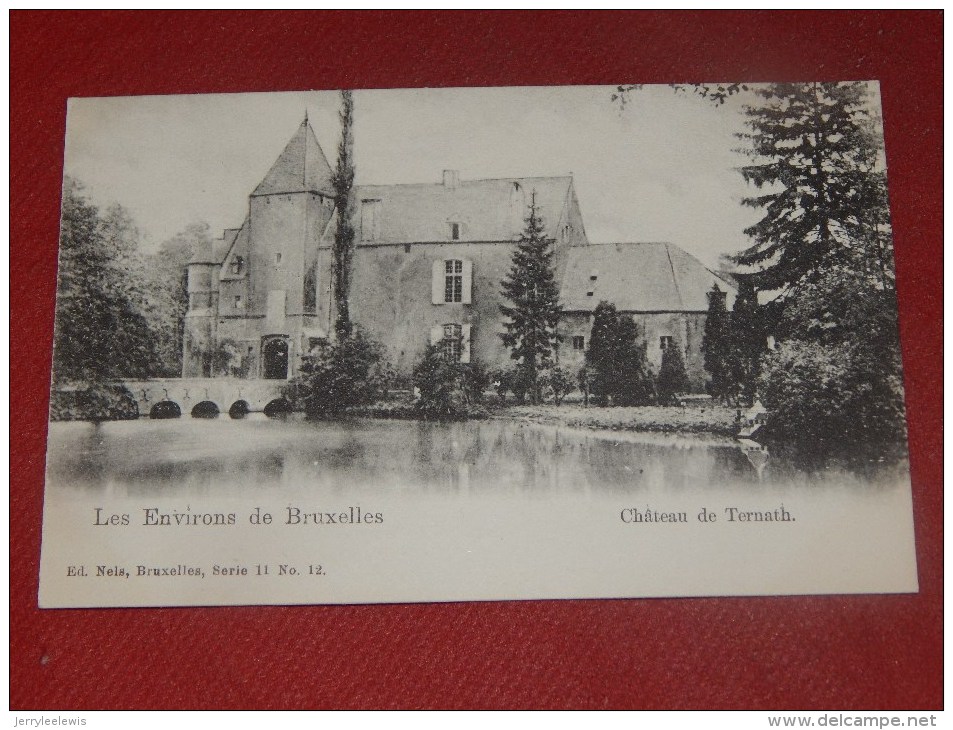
[577,365,592,406]
[286,330,390,418]
[543,366,576,405]
[412,344,486,419]
[759,340,907,454]
[211,338,250,378]
[463,363,489,403]
[491,366,533,405]
[49,384,139,421]
[490,368,511,404]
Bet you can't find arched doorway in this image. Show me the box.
[262,337,289,380]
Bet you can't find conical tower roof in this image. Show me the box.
[252,117,335,197]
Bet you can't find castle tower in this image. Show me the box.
[182,239,220,378]
[182,117,338,380]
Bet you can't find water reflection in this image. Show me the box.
[45,417,908,499]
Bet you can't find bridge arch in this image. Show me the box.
[228,400,250,419]
[150,401,182,419]
[191,401,220,419]
[263,398,292,418]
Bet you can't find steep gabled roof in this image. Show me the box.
[252,119,334,197]
[353,176,573,244]
[560,242,737,313]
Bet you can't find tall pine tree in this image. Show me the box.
[734,82,904,449]
[732,82,885,295]
[499,193,562,405]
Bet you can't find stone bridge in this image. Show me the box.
[119,378,290,419]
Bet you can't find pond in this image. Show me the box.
[40,415,918,607]
[45,415,908,500]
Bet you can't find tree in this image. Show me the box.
[413,339,487,419]
[613,83,749,109]
[286,330,388,418]
[730,82,905,450]
[144,222,211,376]
[331,90,356,340]
[731,82,886,294]
[727,281,764,406]
[584,301,620,406]
[612,316,655,406]
[759,339,906,457]
[53,178,160,385]
[656,341,689,405]
[499,193,562,404]
[757,261,905,451]
[702,283,732,402]
[542,366,575,406]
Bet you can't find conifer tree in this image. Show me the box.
[728,282,763,406]
[732,82,885,294]
[656,341,689,406]
[613,316,654,406]
[584,301,620,407]
[702,283,732,402]
[331,90,356,340]
[499,193,562,405]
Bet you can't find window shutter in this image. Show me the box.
[432,260,444,304]
[461,259,473,304]
[430,325,444,346]
[461,324,471,363]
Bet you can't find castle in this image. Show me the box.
[183,117,737,390]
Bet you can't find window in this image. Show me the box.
[432,259,472,305]
[362,199,382,241]
[444,260,463,303]
[404,243,411,253]
[430,323,471,363]
[230,256,244,275]
[573,336,585,351]
[443,324,462,362]
[660,336,674,350]
[275,252,282,264]
[586,290,594,297]
[234,295,243,310]
[450,222,460,241]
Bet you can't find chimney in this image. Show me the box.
[442,170,459,189]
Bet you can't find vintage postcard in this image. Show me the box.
[39,84,916,608]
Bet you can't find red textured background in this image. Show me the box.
[10,11,943,710]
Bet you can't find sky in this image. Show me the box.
[65,85,771,269]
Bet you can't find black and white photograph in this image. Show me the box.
[39,83,916,607]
